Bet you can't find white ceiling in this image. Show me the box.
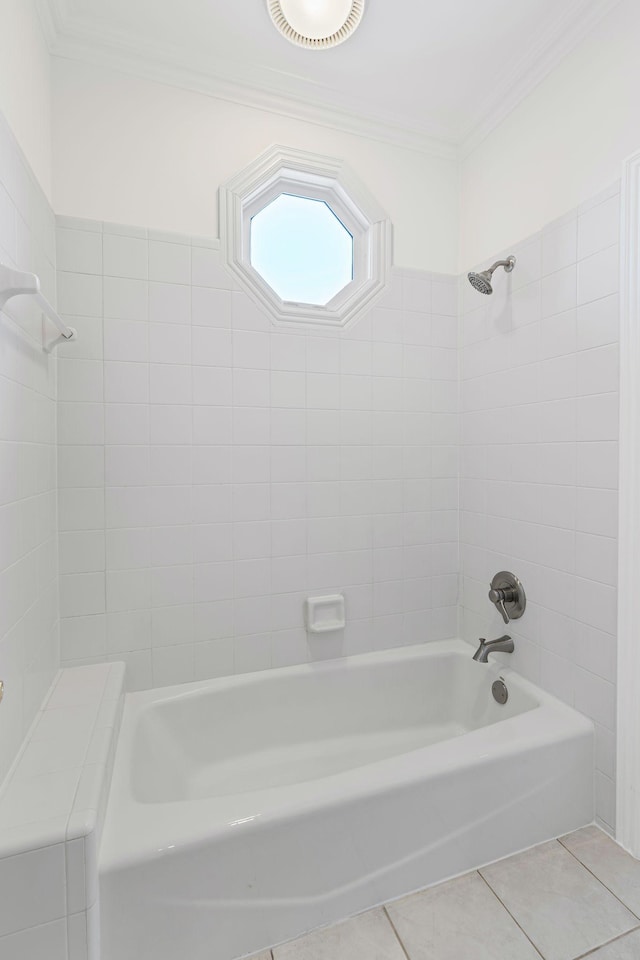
[39,0,620,154]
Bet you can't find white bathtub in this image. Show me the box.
[99,639,594,960]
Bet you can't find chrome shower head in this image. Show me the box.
[468,270,494,295]
[467,255,516,296]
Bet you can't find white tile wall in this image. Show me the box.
[0,662,124,960]
[0,99,625,959]
[0,113,59,785]
[460,183,621,831]
[54,189,620,831]
[56,225,459,691]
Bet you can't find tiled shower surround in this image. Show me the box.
[54,186,620,831]
[0,116,59,785]
[55,222,459,691]
[460,182,621,832]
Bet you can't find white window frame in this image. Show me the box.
[219,145,392,328]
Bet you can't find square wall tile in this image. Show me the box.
[57,228,102,275]
[149,240,190,284]
[0,844,66,937]
[103,234,148,280]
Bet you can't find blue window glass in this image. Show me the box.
[250,194,353,305]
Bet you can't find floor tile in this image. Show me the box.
[581,928,640,959]
[561,826,640,919]
[272,908,405,960]
[480,841,637,960]
[386,870,540,960]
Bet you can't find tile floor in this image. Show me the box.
[250,826,640,960]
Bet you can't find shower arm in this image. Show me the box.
[485,257,516,277]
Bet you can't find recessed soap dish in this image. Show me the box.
[305,595,345,634]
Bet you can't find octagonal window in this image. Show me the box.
[220,146,392,328]
[250,194,353,306]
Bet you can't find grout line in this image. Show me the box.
[477,869,546,959]
[382,905,413,960]
[572,924,640,959]
[559,836,640,922]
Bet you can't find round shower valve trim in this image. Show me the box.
[488,571,526,625]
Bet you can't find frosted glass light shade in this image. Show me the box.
[279,0,353,38]
[267,0,364,48]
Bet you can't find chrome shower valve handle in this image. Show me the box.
[489,586,513,624]
[488,571,526,624]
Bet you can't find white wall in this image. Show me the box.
[55,218,458,690]
[50,0,640,277]
[460,0,640,269]
[460,184,620,831]
[0,0,51,199]
[51,59,459,274]
[0,111,59,783]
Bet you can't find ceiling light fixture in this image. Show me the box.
[267,0,365,49]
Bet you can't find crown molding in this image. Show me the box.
[459,0,623,156]
[37,2,458,160]
[35,0,71,48]
[37,0,620,162]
